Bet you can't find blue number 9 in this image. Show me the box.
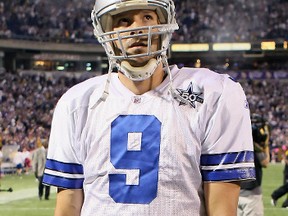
[109,115,161,204]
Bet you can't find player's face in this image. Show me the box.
[112,10,160,67]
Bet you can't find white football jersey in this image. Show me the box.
[43,66,255,216]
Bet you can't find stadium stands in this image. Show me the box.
[173,0,288,42]
[0,0,287,43]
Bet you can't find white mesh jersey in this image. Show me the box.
[43,66,255,216]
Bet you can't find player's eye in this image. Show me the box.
[144,14,153,21]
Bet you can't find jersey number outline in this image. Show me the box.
[109,115,161,204]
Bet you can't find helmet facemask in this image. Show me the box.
[91,0,179,81]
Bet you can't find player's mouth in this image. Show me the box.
[129,42,147,48]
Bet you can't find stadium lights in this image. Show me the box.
[56,66,65,71]
[171,43,209,52]
[261,41,276,50]
[35,61,45,66]
[212,43,251,51]
[86,63,92,71]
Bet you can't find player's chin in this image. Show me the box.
[127,56,154,67]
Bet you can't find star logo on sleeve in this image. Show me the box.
[175,82,204,108]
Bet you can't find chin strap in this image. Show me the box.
[163,59,193,106]
[98,55,177,103]
[99,59,114,102]
[119,57,161,81]
[161,56,179,102]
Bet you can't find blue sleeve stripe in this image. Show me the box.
[45,159,84,174]
[43,173,84,189]
[202,167,256,182]
[201,151,254,166]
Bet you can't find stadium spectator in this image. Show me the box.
[22,147,32,174]
[12,149,24,175]
[32,138,50,200]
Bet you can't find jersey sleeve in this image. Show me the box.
[200,75,255,182]
[43,98,84,189]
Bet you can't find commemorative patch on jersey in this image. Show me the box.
[175,82,204,108]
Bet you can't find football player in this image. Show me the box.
[43,0,255,215]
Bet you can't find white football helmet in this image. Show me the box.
[91,0,179,81]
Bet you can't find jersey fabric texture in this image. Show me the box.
[43,66,255,216]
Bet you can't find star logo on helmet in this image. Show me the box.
[175,82,204,108]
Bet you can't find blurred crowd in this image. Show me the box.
[241,79,288,161]
[0,0,287,43]
[0,0,94,43]
[0,72,287,164]
[0,73,78,152]
[173,0,288,42]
